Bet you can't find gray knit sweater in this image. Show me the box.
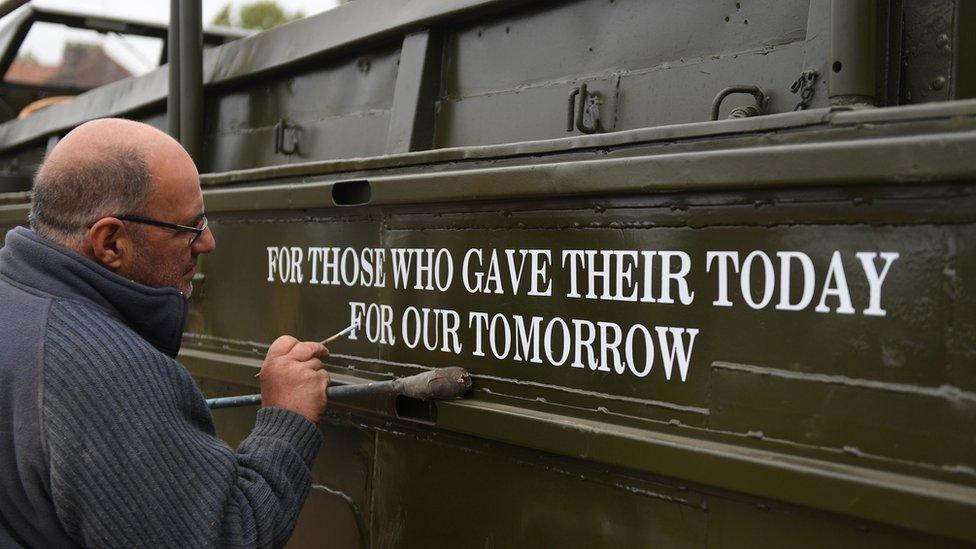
[0,227,321,548]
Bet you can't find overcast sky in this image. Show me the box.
[4,0,341,74]
[30,0,339,25]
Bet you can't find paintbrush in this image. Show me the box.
[254,320,360,376]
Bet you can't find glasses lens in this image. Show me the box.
[189,216,208,247]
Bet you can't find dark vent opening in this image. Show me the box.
[332,179,372,206]
[395,395,438,424]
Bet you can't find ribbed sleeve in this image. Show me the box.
[248,408,322,466]
[42,300,321,548]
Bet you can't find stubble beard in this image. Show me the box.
[127,236,194,298]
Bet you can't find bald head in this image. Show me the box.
[30,118,195,249]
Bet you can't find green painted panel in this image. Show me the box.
[198,188,976,461]
[204,46,399,171]
[186,176,976,545]
[705,497,970,549]
[444,0,807,97]
[0,0,973,544]
[436,0,810,146]
[370,428,708,548]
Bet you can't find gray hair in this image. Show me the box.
[29,147,152,248]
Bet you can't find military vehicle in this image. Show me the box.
[0,0,974,546]
[0,0,246,189]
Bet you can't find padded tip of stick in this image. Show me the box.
[396,367,473,400]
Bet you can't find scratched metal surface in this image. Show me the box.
[0,0,974,547]
[176,99,976,544]
[436,0,811,145]
[199,400,968,549]
[182,175,976,546]
[159,101,976,546]
[4,104,970,544]
[201,44,401,172]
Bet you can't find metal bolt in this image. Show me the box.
[936,33,949,49]
[933,76,946,90]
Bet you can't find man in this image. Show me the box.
[0,118,330,547]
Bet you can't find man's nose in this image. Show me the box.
[192,226,216,254]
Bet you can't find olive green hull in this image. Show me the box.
[0,0,974,546]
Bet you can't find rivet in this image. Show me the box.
[932,75,946,90]
[936,33,949,48]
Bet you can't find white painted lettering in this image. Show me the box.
[655,326,698,382]
[625,324,654,377]
[571,319,601,370]
[659,251,694,305]
[513,314,543,363]
[706,251,739,307]
[857,252,899,317]
[598,321,624,374]
[562,250,586,298]
[468,311,489,357]
[527,250,553,297]
[740,250,774,310]
[775,251,815,311]
[815,251,855,315]
[544,316,572,366]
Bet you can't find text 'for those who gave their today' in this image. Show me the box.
[265,246,900,382]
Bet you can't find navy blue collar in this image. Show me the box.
[0,227,187,358]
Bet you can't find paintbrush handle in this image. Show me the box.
[320,322,358,345]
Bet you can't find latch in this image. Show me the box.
[274,119,299,155]
[567,83,601,134]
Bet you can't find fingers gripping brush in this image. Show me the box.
[207,367,473,409]
[253,321,361,377]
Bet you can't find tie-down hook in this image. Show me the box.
[567,83,600,134]
[710,85,769,120]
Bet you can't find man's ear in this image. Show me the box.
[87,218,131,270]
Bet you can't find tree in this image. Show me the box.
[211,1,304,31]
[212,5,232,27]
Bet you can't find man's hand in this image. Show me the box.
[259,335,330,423]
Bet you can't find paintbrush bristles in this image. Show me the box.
[321,320,360,345]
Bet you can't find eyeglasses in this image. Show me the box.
[111,214,208,247]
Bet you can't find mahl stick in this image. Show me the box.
[255,320,360,377]
[209,366,473,410]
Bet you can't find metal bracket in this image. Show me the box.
[710,85,769,120]
[274,119,299,155]
[567,83,600,134]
